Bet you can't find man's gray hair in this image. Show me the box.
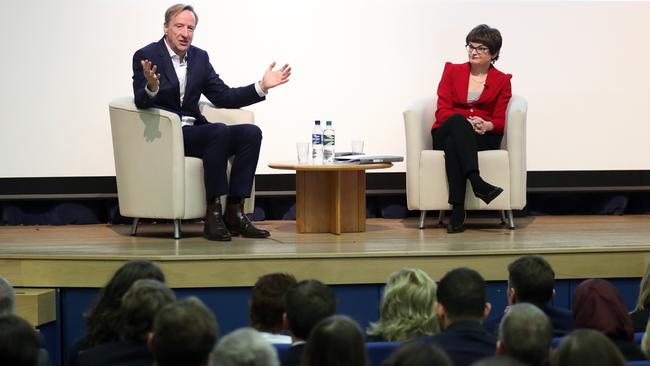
[211,327,279,366]
[499,303,553,366]
[164,4,198,25]
[0,276,16,316]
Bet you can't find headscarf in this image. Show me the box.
[573,278,634,341]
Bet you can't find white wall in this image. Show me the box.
[1,0,648,177]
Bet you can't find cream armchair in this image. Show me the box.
[403,95,527,229]
[109,97,255,239]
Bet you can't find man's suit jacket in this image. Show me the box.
[433,62,512,134]
[76,341,152,366]
[281,343,305,366]
[424,320,496,366]
[484,305,575,337]
[132,38,264,125]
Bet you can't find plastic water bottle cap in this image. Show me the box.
[315,120,321,125]
[326,120,332,126]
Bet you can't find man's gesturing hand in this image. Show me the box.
[260,62,291,92]
[141,59,161,93]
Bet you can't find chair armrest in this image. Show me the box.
[109,97,186,218]
[199,101,255,125]
[404,109,426,209]
[504,94,528,209]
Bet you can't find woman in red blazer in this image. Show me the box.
[431,24,512,233]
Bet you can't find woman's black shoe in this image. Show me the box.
[447,223,465,234]
[474,186,503,205]
[447,209,466,234]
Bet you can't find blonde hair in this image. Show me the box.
[642,318,650,358]
[635,263,650,311]
[367,268,439,341]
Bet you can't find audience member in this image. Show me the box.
[0,276,16,316]
[0,276,51,366]
[76,279,176,366]
[630,263,650,331]
[282,279,337,366]
[551,329,626,366]
[366,267,439,342]
[471,356,526,366]
[301,315,368,366]
[384,340,452,366]
[151,297,219,366]
[0,314,42,366]
[67,260,165,365]
[484,256,573,337]
[496,303,552,366]
[424,267,496,366]
[572,278,645,361]
[211,327,279,366]
[250,273,297,344]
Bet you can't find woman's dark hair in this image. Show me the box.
[466,24,503,62]
[84,260,165,347]
[301,315,368,366]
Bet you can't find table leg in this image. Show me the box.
[296,170,366,234]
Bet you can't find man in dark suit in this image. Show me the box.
[424,267,496,366]
[281,280,337,366]
[132,4,291,241]
[484,255,574,337]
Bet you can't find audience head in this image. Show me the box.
[634,263,650,311]
[120,279,176,343]
[249,273,297,334]
[283,279,336,340]
[551,329,626,366]
[572,278,634,341]
[0,315,41,366]
[384,340,452,366]
[301,315,368,366]
[507,255,555,308]
[151,297,218,366]
[0,276,16,316]
[465,24,503,62]
[436,267,490,329]
[471,356,527,366]
[367,267,439,341]
[210,327,279,366]
[497,303,553,366]
[86,260,165,346]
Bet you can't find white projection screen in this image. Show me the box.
[0,0,649,178]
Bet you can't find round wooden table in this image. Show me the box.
[268,162,392,234]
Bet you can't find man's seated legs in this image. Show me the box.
[183,122,268,241]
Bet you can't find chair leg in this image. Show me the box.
[507,210,515,230]
[173,219,182,239]
[438,210,445,225]
[500,210,507,225]
[419,211,427,229]
[130,218,140,236]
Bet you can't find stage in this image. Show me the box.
[2,215,650,289]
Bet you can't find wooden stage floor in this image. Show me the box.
[1,215,649,288]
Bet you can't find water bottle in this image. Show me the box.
[323,120,335,163]
[311,120,323,164]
